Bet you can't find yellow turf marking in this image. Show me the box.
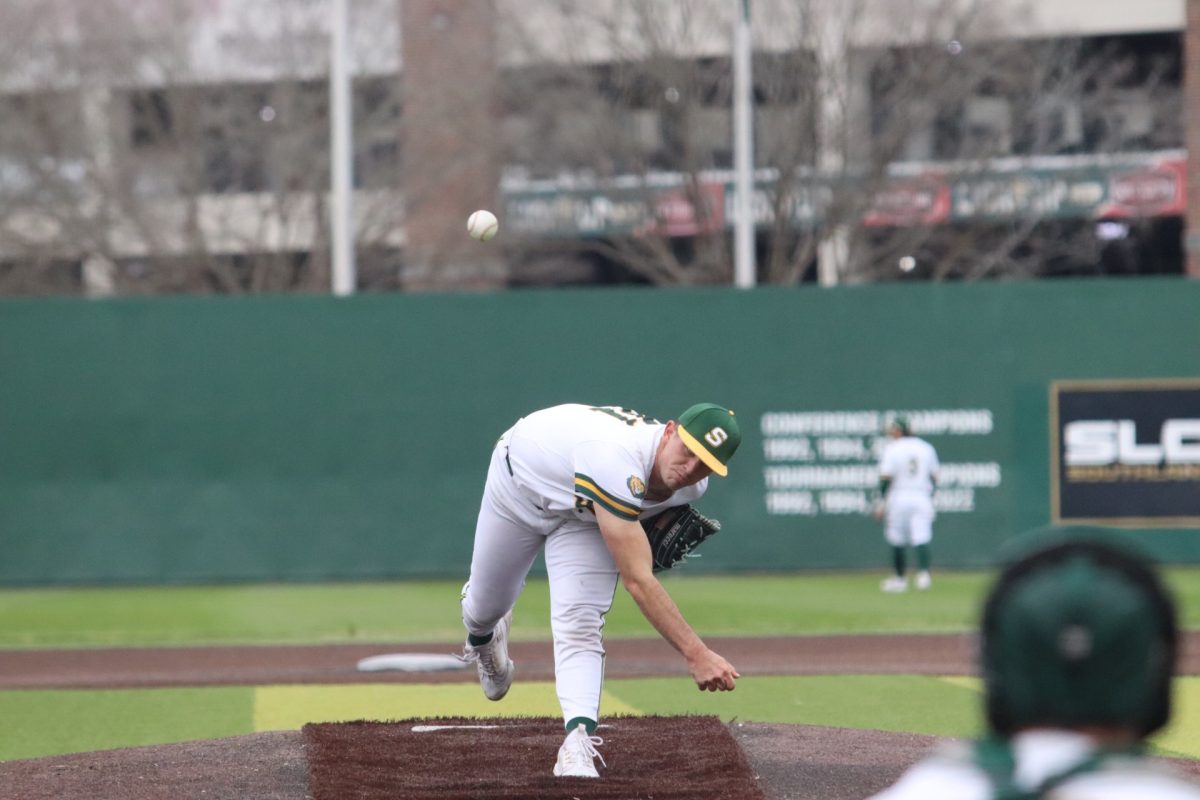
[1155,678,1200,759]
[934,676,1199,760]
[253,682,640,732]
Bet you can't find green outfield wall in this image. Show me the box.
[2,278,1198,585]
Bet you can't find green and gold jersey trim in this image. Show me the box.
[574,473,641,519]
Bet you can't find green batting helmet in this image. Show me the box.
[980,528,1178,737]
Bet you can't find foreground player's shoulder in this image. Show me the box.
[868,743,989,800]
[1073,758,1200,799]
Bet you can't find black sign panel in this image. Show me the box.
[1052,380,1200,526]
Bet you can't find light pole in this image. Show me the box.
[330,0,356,295]
[733,0,757,288]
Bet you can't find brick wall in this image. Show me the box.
[399,0,504,289]
[1186,0,1200,276]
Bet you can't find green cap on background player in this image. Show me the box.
[677,403,741,477]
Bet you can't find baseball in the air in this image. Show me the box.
[467,209,499,241]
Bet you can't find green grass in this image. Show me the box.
[0,581,469,647]
[2,569,1197,648]
[610,571,990,636]
[608,674,985,736]
[0,687,252,761]
[0,572,982,648]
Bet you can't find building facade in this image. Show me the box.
[0,0,1193,295]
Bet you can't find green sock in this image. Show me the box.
[891,546,907,577]
[915,544,931,571]
[467,631,493,646]
[566,716,597,735]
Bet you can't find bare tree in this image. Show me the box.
[0,0,405,296]
[493,0,1014,285]
[496,0,1182,286]
[850,25,1182,283]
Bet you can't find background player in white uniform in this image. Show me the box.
[867,528,1198,800]
[458,402,742,779]
[874,416,940,592]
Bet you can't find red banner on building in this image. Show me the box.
[862,175,951,227]
[645,182,726,237]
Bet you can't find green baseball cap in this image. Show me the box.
[677,403,741,477]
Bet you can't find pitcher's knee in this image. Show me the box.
[462,596,507,635]
[551,605,605,649]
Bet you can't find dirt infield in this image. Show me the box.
[0,632,988,689]
[1,632,1198,800]
[0,722,938,800]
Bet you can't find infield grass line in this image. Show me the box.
[3,677,1197,763]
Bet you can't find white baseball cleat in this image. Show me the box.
[459,610,514,701]
[915,570,932,591]
[553,723,606,778]
[880,575,909,593]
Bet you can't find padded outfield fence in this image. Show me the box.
[2,278,1198,584]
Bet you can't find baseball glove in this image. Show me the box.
[640,504,722,572]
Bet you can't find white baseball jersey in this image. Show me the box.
[879,436,940,498]
[869,730,1200,800]
[506,404,707,521]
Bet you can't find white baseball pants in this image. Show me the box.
[461,438,619,726]
[884,492,935,547]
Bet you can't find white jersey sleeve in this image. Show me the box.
[573,437,651,520]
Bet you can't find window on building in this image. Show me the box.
[962,96,1013,156]
[500,57,739,177]
[355,77,401,189]
[1029,96,1085,155]
[692,106,731,168]
[129,90,174,148]
[197,85,272,193]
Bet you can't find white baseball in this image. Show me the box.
[467,209,499,241]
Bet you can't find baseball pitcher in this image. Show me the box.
[457,403,741,778]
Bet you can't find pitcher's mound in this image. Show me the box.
[304,715,766,799]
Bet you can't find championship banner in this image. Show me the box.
[1051,379,1200,526]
